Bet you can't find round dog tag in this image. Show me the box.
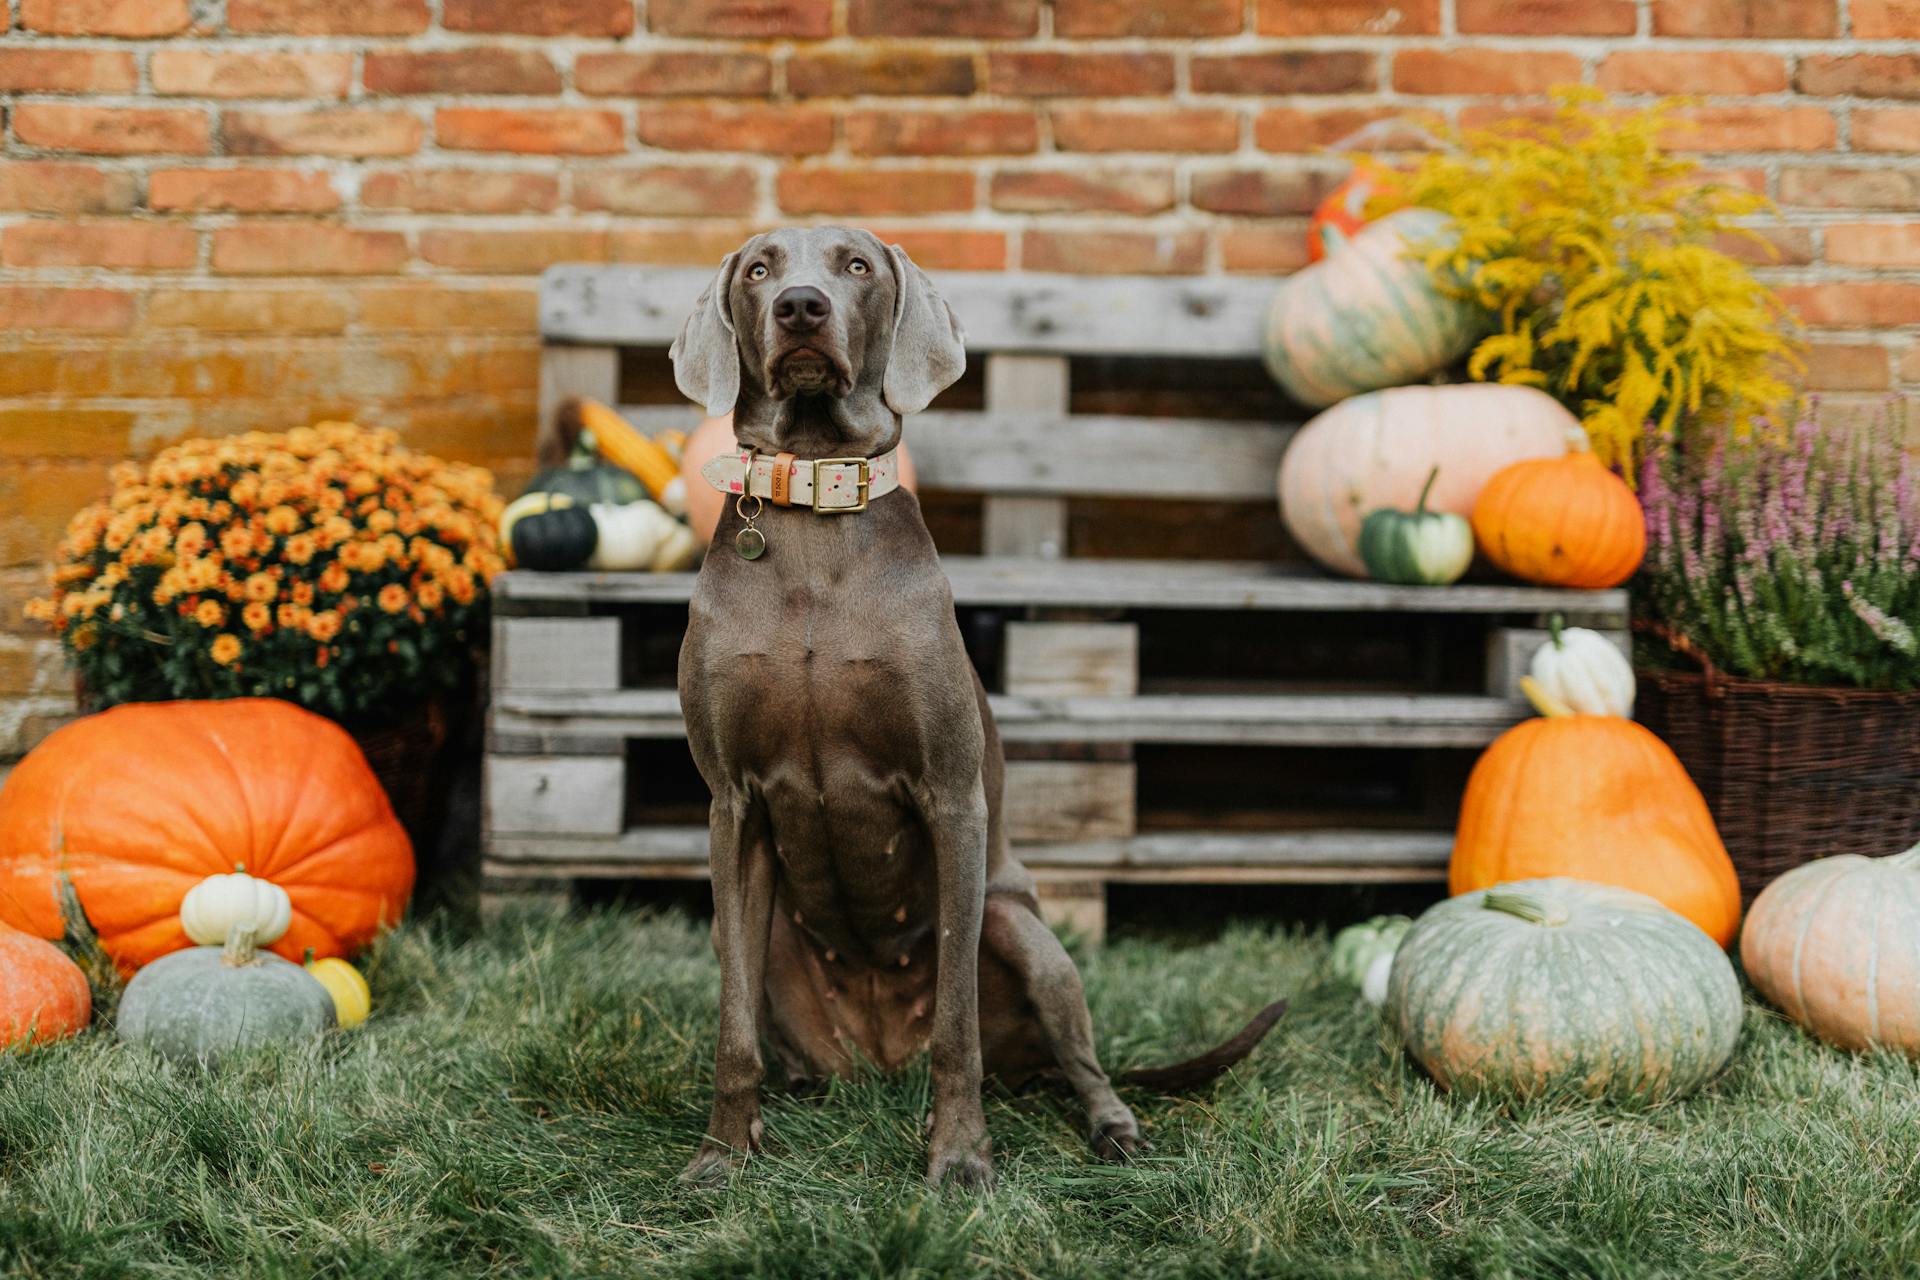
[735,526,766,560]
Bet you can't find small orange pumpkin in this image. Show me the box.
[0,923,90,1047]
[1449,681,1741,947]
[1471,452,1647,589]
[0,699,413,975]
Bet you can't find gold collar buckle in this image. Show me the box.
[812,457,870,514]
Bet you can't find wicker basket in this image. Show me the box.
[1636,667,1920,903]
[349,701,449,848]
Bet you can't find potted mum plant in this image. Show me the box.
[27,422,506,837]
[1635,415,1920,899]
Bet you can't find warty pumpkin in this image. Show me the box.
[1449,682,1741,947]
[0,699,413,975]
[1741,843,1920,1055]
[1471,452,1646,589]
[0,924,90,1048]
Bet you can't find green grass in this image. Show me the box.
[6,907,1920,1279]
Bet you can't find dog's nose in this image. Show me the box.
[773,285,831,333]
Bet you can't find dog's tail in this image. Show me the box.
[1115,999,1288,1093]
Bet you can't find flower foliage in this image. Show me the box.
[1638,413,1920,691]
[1395,88,1801,472]
[28,422,506,725]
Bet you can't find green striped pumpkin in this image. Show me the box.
[1388,879,1742,1103]
[1262,207,1483,409]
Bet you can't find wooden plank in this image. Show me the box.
[493,688,1526,748]
[981,353,1070,556]
[482,856,1446,887]
[1003,622,1138,697]
[1004,760,1135,842]
[1034,877,1106,941]
[485,755,625,836]
[536,344,618,464]
[1485,626,1632,701]
[494,559,1631,617]
[542,266,1279,358]
[492,617,621,693]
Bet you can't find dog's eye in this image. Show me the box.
[847,257,869,276]
[745,263,769,282]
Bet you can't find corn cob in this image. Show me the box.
[577,398,682,511]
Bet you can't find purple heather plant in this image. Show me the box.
[1638,411,1920,691]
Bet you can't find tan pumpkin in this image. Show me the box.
[1277,384,1581,578]
[1741,844,1920,1055]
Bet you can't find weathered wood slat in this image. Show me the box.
[492,688,1523,748]
[542,266,1279,358]
[982,353,1071,554]
[492,617,621,693]
[537,345,618,464]
[1005,760,1135,841]
[495,559,1630,617]
[1003,622,1138,697]
[484,756,625,836]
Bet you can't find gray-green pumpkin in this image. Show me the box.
[118,926,336,1066]
[1387,878,1741,1103]
[1356,467,1474,585]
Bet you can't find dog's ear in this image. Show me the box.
[670,250,741,418]
[881,243,966,416]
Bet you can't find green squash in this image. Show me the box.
[118,925,336,1066]
[1357,467,1474,586]
[1330,914,1411,988]
[1387,878,1741,1103]
[524,439,649,509]
[501,492,599,572]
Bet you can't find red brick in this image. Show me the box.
[150,168,341,213]
[1802,344,1891,392]
[211,224,408,275]
[1652,0,1834,36]
[0,288,134,331]
[12,105,208,156]
[1596,51,1788,96]
[1257,0,1439,33]
[1052,108,1238,154]
[1713,224,1813,267]
[846,111,1036,156]
[1796,56,1920,101]
[3,221,197,271]
[227,0,428,33]
[778,167,975,216]
[864,227,1008,271]
[1393,49,1582,95]
[1856,109,1920,154]
[1254,107,1439,153]
[987,53,1175,98]
[848,0,1036,36]
[1022,229,1205,275]
[418,229,609,274]
[1668,107,1836,152]
[1853,0,1920,38]
[360,169,560,213]
[20,0,188,35]
[1901,347,1920,384]
[1457,0,1634,32]
[147,289,352,334]
[0,162,136,214]
[1699,167,1770,194]
[1780,167,1920,209]
[436,108,623,155]
[1191,51,1376,95]
[1826,224,1920,268]
[1054,0,1241,34]
[636,104,831,155]
[612,225,761,266]
[151,51,351,99]
[225,110,423,158]
[787,50,976,97]
[573,166,757,216]
[1192,168,1337,217]
[649,0,828,36]
[1220,224,1313,274]
[576,52,770,97]
[0,49,137,94]
[990,167,1172,215]
[1776,283,1920,328]
[365,49,561,96]
[444,0,634,35]
[354,286,536,332]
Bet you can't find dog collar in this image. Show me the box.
[700,446,901,515]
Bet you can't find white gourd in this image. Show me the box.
[650,520,700,572]
[1528,621,1635,717]
[179,870,292,947]
[587,502,670,571]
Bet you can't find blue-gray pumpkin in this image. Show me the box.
[118,925,336,1066]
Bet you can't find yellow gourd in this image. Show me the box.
[305,956,372,1029]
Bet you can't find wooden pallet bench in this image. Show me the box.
[484,266,1629,936]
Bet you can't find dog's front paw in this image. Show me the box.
[680,1140,748,1186]
[1090,1118,1149,1163]
[926,1146,996,1192]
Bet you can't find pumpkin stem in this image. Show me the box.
[1520,675,1574,719]
[1549,613,1565,650]
[223,922,258,967]
[1482,888,1570,927]
[1414,466,1439,517]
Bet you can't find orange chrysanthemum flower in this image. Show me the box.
[377,584,409,614]
[209,633,242,666]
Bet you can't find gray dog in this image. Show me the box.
[670,226,1284,1189]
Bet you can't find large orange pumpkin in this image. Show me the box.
[1471,452,1647,589]
[1449,685,1741,947]
[0,699,413,975]
[0,923,90,1047]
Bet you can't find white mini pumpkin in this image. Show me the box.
[1527,620,1635,717]
[650,520,699,572]
[180,870,292,947]
[588,501,675,571]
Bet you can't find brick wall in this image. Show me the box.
[2,0,1919,753]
